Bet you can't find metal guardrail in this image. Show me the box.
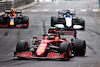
[0,0,34,12]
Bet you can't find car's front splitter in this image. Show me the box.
[15,51,67,60]
[0,24,28,28]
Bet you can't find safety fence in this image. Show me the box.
[0,0,34,12]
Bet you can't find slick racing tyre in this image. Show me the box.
[73,39,86,56]
[51,17,58,26]
[59,42,71,60]
[79,19,85,30]
[22,16,29,27]
[0,16,3,24]
[16,40,29,52]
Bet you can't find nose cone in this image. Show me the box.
[36,43,47,57]
[36,49,44,56]
[37,53,42,56]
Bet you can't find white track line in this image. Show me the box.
[55,9,62,11]
[31,10,37,12]
[22,10,29,12]
[93,9,99,12]
[22,9,100,13]
[43,9,49,12]
[80,9,87,12]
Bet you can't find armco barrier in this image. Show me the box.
[0,0,34,12]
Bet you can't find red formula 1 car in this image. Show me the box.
[14,28,86,60]
[0,8,29,28]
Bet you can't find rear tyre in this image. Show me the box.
[59,42,71,60]
[73,39,86,56]
[22,16,29,28]
[16,40,29,52]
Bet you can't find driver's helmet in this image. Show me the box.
[11,8,15,16]
[49,27,57,34]
[66,13,70,17]
[64,12,72,18]
[11,8,14,10]
[63,13,70,18]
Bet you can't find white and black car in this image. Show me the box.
[51,10,85,30]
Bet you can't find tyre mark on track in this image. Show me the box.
[0,59,28,66]
[0,29,9,42]
[87,44,97,54]
[0,59,39,66]
[88,29,100,36]
[16,29,21,39]
[4,29,9,36]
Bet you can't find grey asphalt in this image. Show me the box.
[0,0,100,67]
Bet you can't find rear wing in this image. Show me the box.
[5,10,22,13]
[48,28,77,38]
[58,10,75,15]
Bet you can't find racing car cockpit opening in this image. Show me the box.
[11,11,14,16]
[63,13,73,18]
[9,11,16,19]
[48,35,55,40]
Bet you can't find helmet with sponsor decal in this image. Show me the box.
[49,27,57,34]
[48,27,61,39]
[10,8,15,16]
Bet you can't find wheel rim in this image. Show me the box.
[25,42,28,50]
[83,42,86,54]
[68,44,71,58]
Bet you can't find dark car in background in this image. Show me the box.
[0,8,29,28]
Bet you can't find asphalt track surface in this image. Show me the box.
[0,0,100,67]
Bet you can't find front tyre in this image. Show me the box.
[22,16,29,28]
[16,40,29,52]
[73,39,86,56]
[79,19,85,30]
[51,17,58,26]
[59,42,71,60]
[0,16,3,24]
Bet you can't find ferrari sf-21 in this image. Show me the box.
[14,27,86,60]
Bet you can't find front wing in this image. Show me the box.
[0,24,28,28]
[14,51,67,59]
